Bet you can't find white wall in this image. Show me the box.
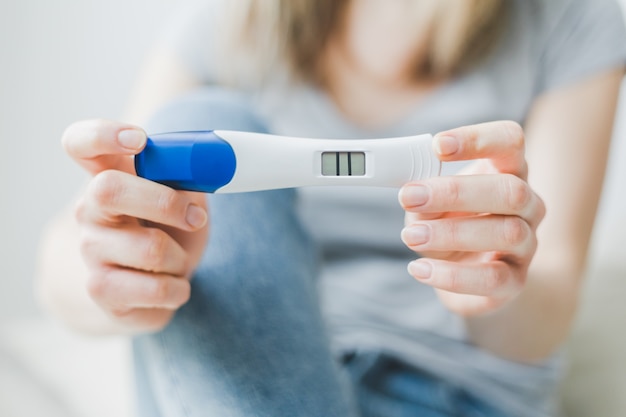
[0,0,183,320]
[593,83,626,268]
[1,0,625,322]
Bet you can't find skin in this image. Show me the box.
[37,0,623,363]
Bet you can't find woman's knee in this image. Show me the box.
[144,87,268,134]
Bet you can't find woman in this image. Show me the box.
[38,0,626,415]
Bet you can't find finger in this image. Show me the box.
[401,215,537,260]
[434,121,527,178]
[78,170,208,231]
[435,292,508,317]
[108,308,176,333]
[87,268,191,311]
[399,175,545,227]
[62,119,146,175]
[80,224,190,277]
[407,258,524,299]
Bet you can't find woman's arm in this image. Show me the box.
[400,68,624,363]
[124,46,200,125]
[465,68,624,362]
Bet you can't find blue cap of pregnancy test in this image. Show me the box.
[134,131,237,193]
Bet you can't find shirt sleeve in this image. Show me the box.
[158,0,225,84]
[536,0,626,93]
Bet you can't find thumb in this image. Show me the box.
[62,119,147,175]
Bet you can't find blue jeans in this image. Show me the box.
[133,88,507,417]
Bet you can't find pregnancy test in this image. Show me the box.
[134,130,441,193]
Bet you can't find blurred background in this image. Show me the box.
[1,1,625,416]
[0,1,186,416]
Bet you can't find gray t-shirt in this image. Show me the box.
[163,1,626,415]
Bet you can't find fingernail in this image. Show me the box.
[402,224,430,246]
[408,260,432,280]
[434,135,459,156]
[186,204,207,228]
[399,184,429,207]
[118,129,146,150]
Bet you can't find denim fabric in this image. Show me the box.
[132,88,508,417]
[342,351,507,417]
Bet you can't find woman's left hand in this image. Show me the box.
[399,121,545,317]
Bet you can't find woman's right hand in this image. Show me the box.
[62,119,209,333]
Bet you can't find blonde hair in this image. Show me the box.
[428,0,510,76]
[220,0,509,85]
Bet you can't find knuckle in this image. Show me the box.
[78,231,96,259]
[146,279,171,306]
[144,228,169,269]
[484,265,508,294]
[173,281,191,308]
[143,311,174,332]
[73,197,88,223]
[502,121,525,149]
[156,188,180,218]
[443,266,462,293]
[502,216,530,247]
[179,282,191,305]
[536,194,547,222]
[464,126,480,150]
[439,179,461,207]
[109,308,133,319]
[513,269,528,290]
[443,220,461,246]
[503,175,531,212]
[60,124,77,154]
[86,270,111,301]
[527,233,539,257]
[89,171,124,209]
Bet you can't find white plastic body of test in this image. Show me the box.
[214,130,440,193]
